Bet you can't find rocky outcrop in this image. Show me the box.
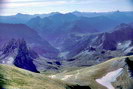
[13,39,39,73]
[1,39,18,56]
[0,39,63,73]
[0,39,39,72]
[101,23,133,50]
[57,23,133,68]
[125,58,133,77]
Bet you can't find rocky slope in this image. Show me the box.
[0,39,61,73]
[56,23,133,68]
[49,56,133,89]
[1,56,133,89]
[0,23,59,58]
[1,23,133,73]
[13,39,39,73]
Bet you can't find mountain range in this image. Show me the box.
[1,56,133,89]
[1,21,133,73]
[26,11,133,46]
[0,11,133,89]
[58,23,133,68]
[0,23,59,59]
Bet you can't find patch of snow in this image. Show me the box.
[117,41,131,50]
[1,57,14,65]
[96,68,123,89]
[49,75,56,79]
[49,70,80,81]
[81,50,94,55]
[124,46,133,53]
[91,36,98,43]
[75,50,94,57]
[59,51,69,59]
[117,43,122,46]
[2,60,5,64]
[61,75,73,80]
[6,57,14,65]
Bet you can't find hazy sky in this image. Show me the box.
[0,0,133,15]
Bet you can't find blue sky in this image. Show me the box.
[0,0,133,15]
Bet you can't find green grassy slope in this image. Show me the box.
[0,64,67,89]
[49,56,133,89]
[1,56,133,89]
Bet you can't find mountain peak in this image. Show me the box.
[115,23,132,30]
[14,39,39,73]
[16,13,23,15]
[16,13,29,16]
[72,11,81,14]
[50,12,62,15]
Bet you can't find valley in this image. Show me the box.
[0,11,133,89]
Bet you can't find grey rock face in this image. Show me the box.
[14,39,39,73]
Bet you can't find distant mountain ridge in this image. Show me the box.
[0,11,133,73]
[27,13,99,43]
[0,12,61,24]
[56,23,133,68]
[0,23,59,58]
[1,11,133,47]
[26,11,133,46]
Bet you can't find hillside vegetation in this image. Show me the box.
[49,56,133,89]
[0,64,67,89]
[1,56,133,89]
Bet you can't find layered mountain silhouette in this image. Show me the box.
[1,11,133,47]
[58,23,133,68]
[0,12,59,24]
[63,23,133,55]
[0,10,133,89]
[0,23,59,58]
[0,11,133,73]
[26,11,133,46]
[27,13,98,42]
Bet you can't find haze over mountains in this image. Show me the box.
[60,23,133,68]
[0,11,133,89]
[0,23,59,58]
[26,11,133,46]
[0,11,133,68]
